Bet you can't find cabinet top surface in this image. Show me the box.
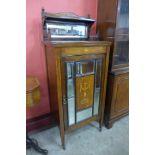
[42,10,95,23]
[43,41,111,47]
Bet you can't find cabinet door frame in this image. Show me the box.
[112,0,129,69]
[61,54,106,131]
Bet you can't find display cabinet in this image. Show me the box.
[42,10,111,149]
[97,0,129,128]
[45,42,111,148]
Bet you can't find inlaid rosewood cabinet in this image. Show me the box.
[44,41,111,149]
[97,0,129,128]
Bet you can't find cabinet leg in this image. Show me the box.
[99,123,102,132]
[62,143,66,150]
[105,122,113,129]
[60,132,66,150]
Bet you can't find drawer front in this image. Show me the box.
[61,46,107,56]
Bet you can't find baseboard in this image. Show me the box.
[110,111,129,123]
[26,111,59,133]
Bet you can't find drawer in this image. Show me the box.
[61,46,107,56]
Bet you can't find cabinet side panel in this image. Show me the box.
[55,48,65,147]
[104,73,115,123]
[45,46,58,113]
[99,46,110,126]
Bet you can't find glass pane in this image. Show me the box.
[94,59,102,115]
[76,60,95,76]
[46,23,88,39]
[95,59,102,88]
[113,0,129,66]
[94,90,100,115]
[66,63,74,98]
[116,0,129,30]
[66,62,75,126]
[68,98,75,125]
[114,40,129,65]
[77,107,92,122]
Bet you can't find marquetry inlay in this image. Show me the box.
[76,75,94,111]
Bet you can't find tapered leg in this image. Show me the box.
[99,123,102,132]
[62,143,66,150]
[61,134,65,150]
[99,108,104,132]
[59,126,66,150]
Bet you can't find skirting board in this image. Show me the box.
[26,111,58,133]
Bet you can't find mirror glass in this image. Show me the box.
[66,62,75,125]
[67,98,75,125]
[46,23,88,39]
[77,107,92,123]
[76,60,94,76]
[93,59,103,115]
[66,63,74,98]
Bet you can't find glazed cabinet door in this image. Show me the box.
[110,73,129,119]
[113,0,129,68]
[61,54,105,130]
